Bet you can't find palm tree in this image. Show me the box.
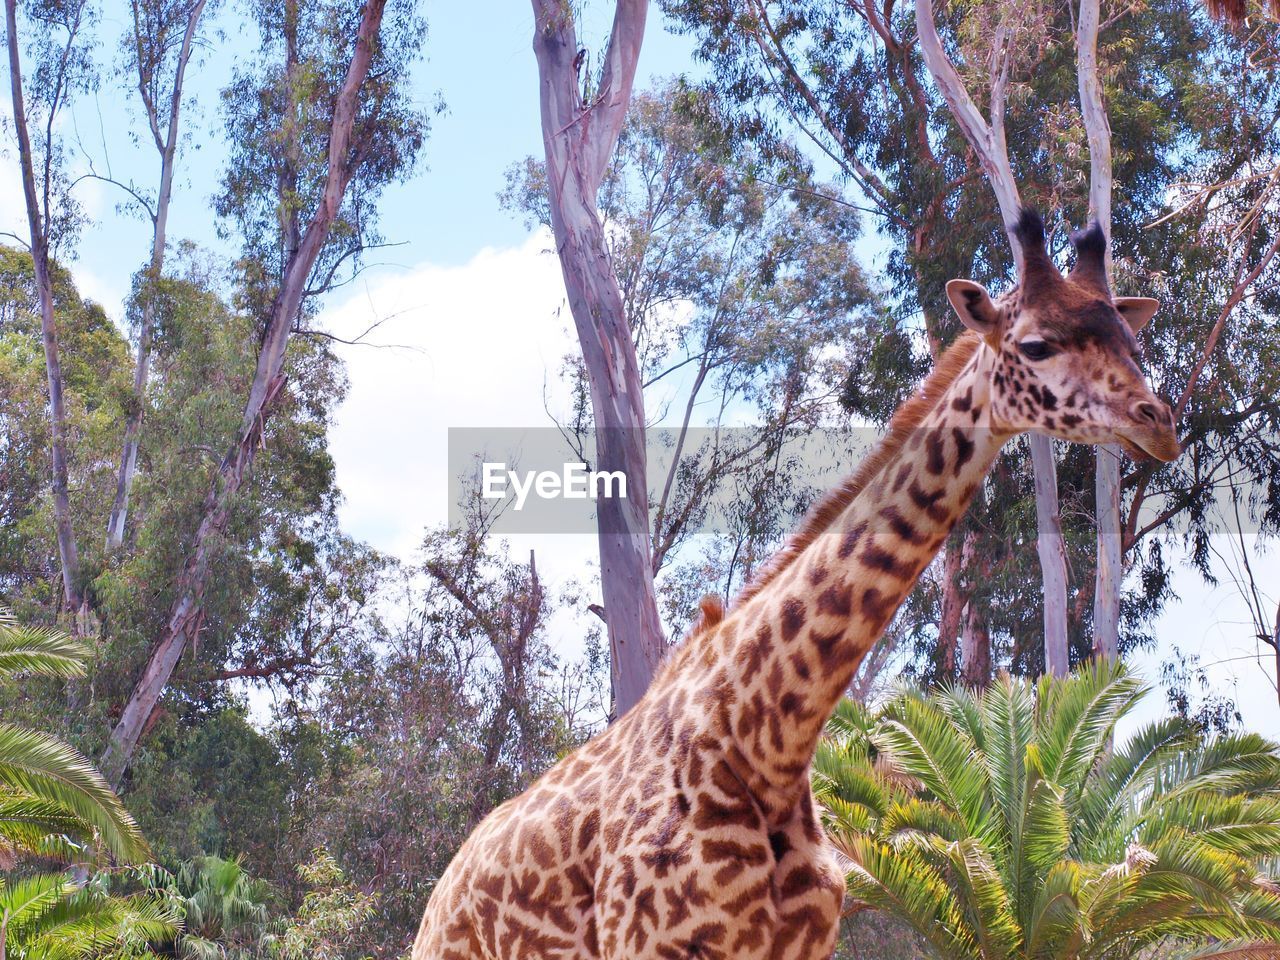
[0,609,147,864]
[0,869,176,959]
[146,855,278,959]
[0,609,177,958]
[815,660,1280,960]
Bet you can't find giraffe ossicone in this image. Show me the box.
[413,208,1181,960]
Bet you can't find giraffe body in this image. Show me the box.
[416,700,846,960]
[414,210,1181,960]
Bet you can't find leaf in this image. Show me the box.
[0,608,88,679]
[1035,658,1144,816]
[0,724,149,862]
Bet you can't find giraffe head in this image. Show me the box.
[945,209,1180,462]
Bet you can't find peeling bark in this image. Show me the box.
[937,531,966,678]
[530,0,666,718]
[960,602,991,688]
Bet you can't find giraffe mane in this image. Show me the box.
[726,330,983,612]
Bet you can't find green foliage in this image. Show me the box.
[0,868,178,960]
[0,241,364,765]
[273,516,604,953]
[666,0,1280,684]
[0,609,147,864]
[0,247,132,608]
[816,662,1280,959]
[504,80,879,607]
[124,708,292,877]
[143,855,280,959]
[274,850,373,960]
[216,0,433,321]
[0,610,175,958]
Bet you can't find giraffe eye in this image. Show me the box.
[1017,339,1055,361]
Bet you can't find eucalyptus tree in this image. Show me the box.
[667,0,1280,686]
[274,505,607,951]
[101,0,430,784]
[1075,0,1124,665]
[505,82,876,622]
[3,0,97,619]
[105,0,214,550]
[528,0,665,715]
[0,246,131,606]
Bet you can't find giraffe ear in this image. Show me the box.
[946,279,1000,337]
[1114,297,1159,333]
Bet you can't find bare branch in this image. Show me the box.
[68,171,157,223]
[1174,231,1280,422]
[914,0,1023,256]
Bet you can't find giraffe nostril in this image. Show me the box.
[1132,400,1164,427]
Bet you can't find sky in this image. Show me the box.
[3,1,1278,739]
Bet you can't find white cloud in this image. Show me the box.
[323,229,599,577]
[73,264,128,325]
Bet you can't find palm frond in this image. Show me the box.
[817,671,1280,960]
[0,610,88,679]
[1077,717,1194,860]
[1024,859,1087,960]
[1036,658,1144,813]
[874,690,988,834]
[20,883,181,959]
[980,674,1035,846]
[0,723,149,862]
[843,833,980,960]
[945,836,1022,959]
[1166,943,1280,960]
[0,871,78,927]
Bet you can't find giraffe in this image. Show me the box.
[412,209,1181,960]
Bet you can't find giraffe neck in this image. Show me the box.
[706,343,1012,816]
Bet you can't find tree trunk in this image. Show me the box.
[960,602,990,688]
[100,0,388,785]
[953,530,990,687]
[936,531,966,678]
[530,0,666,718]
[1034,434,1071,677]
[1077,0,1121,662]
[915,0,1071,674]
[1092,443,1122,661]
[107,0,207,549]
[5,0,84,615]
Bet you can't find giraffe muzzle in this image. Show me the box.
[1118,398,1181,462]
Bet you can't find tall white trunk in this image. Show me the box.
[106,0,207,549]
[5,0,84,616]
[914,0,1071,670]
[530,0,667,718]
[1077,0,1121,662]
